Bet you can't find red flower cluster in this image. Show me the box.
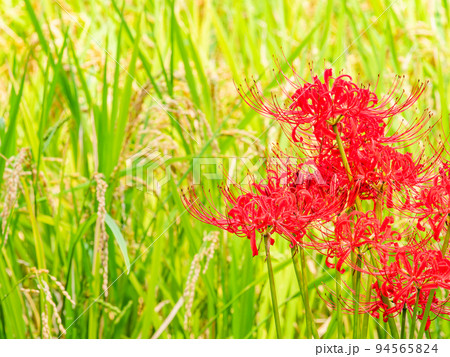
[410,163,450,241]
[182,158,344,256]
[322,211,401,273]
[241,69,436,204]
[240,68,428,146]
[182,66,449,333]
[361,248,450,329]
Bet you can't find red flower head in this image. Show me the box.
[362,247,450,329]
[351,142,431,201]
[323,211,400,273]
[411,163,450,241]
[323,247,450,330]
[181,62,450,335]
[239,68,428,149]
[182,160,344,256]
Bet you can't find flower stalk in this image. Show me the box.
[291,247,318,338]
[352,254,362,339]
[368,251,400,339]
[401,306,407,339]
[417,290,435,339]
[264,233,281,338]
[442,217,450,255]
[300,246,319,338]
[409,288,421,339]
[335,257,344,339]
[360,276,372,338]
[331,123,363,212]
[331,122,364,338]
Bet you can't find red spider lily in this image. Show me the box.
[238,68,428,148]
[350,142,433,201]
[410,164,450,241]
[357,247,450,328]
[182,164,344,256]
[322,211,401,273]
[322,257,450,331]
[318,281,387,320]
[379,249,442,300]
[332,287,449,332]
[267,146,354,210]
[183,63,450,337]
[240,69,437,218]
[182,186,270,256]
[364,281,446,330]
[310,135,442,213]
[309,141,428,202]
[270,143,354,200]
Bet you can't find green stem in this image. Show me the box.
[376,320,386,339]
[264,233,281,338]
[332,124,362,211]
[299,247,319,339]
[409,288,421,339]
[375,201,382,221]
[382,298,400,339]
[353,254,362,339]
[335,258,344,339]
[332,124,352,182]
[291,249,309,338]
[369,251,400,339]
[360,276,372,338]
[401,306,407,339]
[375,191,384,222]
[441,219,450,255]
[332,123,367,339]
[291,248,312,338]
[417,289,435,339]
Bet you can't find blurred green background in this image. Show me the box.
[0,0,448,338]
